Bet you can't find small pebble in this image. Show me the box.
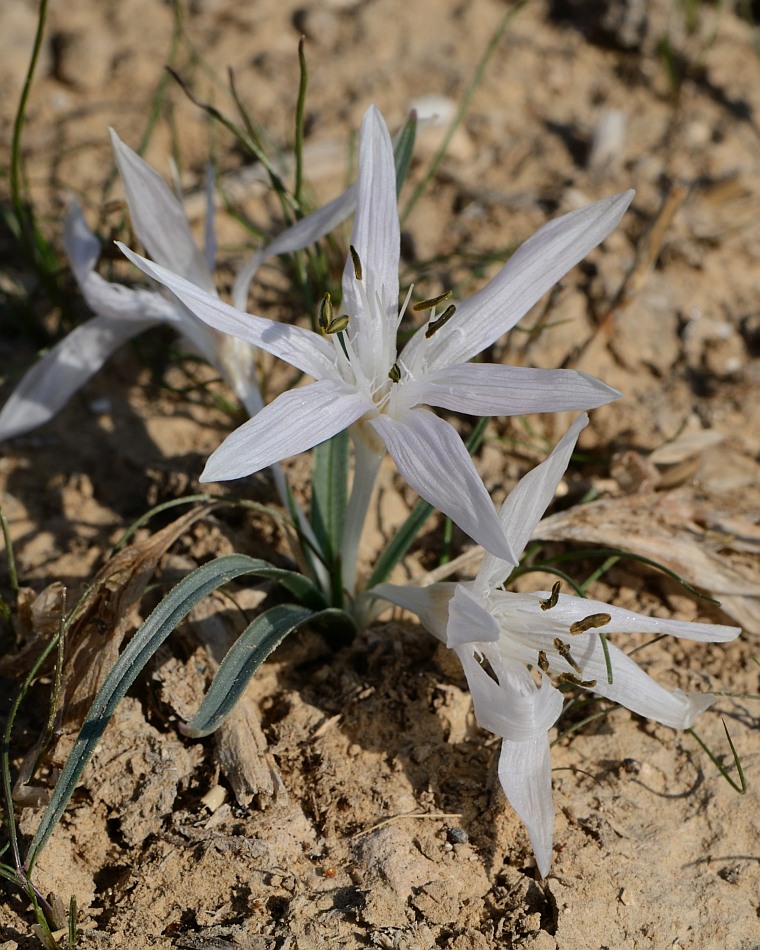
[447,826,468,845]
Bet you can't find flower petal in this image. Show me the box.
[457,647,564,741]
[0,313,161,440]
[368,408,516,562]
[402,364,620,416]
[110,129,214,291]
[117,244,337,380]
[498,734,555,879]
[448,585,501,647]
[421,191,634,370]
[232,182,358,310]
[477,415,588,592]
[372,581,456,643]
[341,106,400,373]
[201,379,370,481]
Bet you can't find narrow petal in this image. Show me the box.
[422,191,634,370]
[201,379,370,481]
[118,245,337,380]
[498,735,555,878]
[341,106,400,370]
[403,364,620,416]
[63,199,101,284]
[110,129,214,291]
[477,415,588,592]
[232,183,358,311]
[0,314,161,440]
[447,585,501,647]
[457,648,564,742]
[368,408,516,562]
[372,581,456,643]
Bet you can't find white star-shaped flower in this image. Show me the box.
[120,105,633,567]
[376,413,741,877]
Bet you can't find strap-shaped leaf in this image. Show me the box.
[393,111,417,197]
[310,428,349,597]
[25,554,320,870]
[182,604,348,737]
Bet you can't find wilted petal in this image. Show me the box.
[342,106,400,365]
[232,183,358,310]
[477,415,588,592]
[422,191,634,371]
[110,129,214,291]
[403,364,620,416]
[368,408,515,561]
[498,734,555,879]
[372,581,456,642]
[0,314,160,440]
[201,379,370,481]
[118,245,337,380]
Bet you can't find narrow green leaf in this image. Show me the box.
[183,604,348,736]
[393,111,417,197]
[25,554,318,870]
[310,429,349,577]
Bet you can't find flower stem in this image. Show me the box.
[341,434,383,597]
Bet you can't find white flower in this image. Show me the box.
[376,413,741,877]
[0,131,358,440]
[119,105,633,567]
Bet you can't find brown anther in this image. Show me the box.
[553,637,582,674]
[557,673,597,689]
[540,581,561,611]
[349,245,363,281]
[570,613,612,635]
[388,362,401,383]
[425,303,456,339]
[538,650,550,673]
[412,290,452,313]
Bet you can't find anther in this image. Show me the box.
[318,292,350,335]
[557,673,597,689]
[538,650,550,673]
[570,613,612,635]
[388,362,401,383]
[413,290,452,313]
[553,637,582,674]
[540,581,561,611]
[425,304,456,339]
[350,245,363,281]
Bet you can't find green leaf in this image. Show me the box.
[393,111,417,197]
[182,603,349,737]
[24,554,321,870]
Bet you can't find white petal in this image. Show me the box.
[560,634,718,729]
[110,129,214,291]
[403,364,620,415]
[232,182,358,311]
[477,415,588,592]
[457,648,564,741]
[447,585,501,647]
[63,199,101,283]
[201,379,370,481]
[0,314,161,440]
[341,106,400,370]
[368,408,516,562]
[423,191,635,370]
[372,581,456,643]
[118,244,337,380]
[498,735,555,878]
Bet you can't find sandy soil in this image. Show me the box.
[1,0,759,947]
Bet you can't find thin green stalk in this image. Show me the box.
[294,37,308,205]
[688,720,747,794]
[0,508,19,594]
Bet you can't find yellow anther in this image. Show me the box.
[318,292,333,334]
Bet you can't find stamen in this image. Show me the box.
[570,613,612,635]
[413,290,452,313]
[553,637,582,674]
[558,673,597,689]
[538,650,550,673]
[540,581,561,611]
[388,362,401,383]
[350,245,363,281]
[318,292,350,336]
[425,304,456,339]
